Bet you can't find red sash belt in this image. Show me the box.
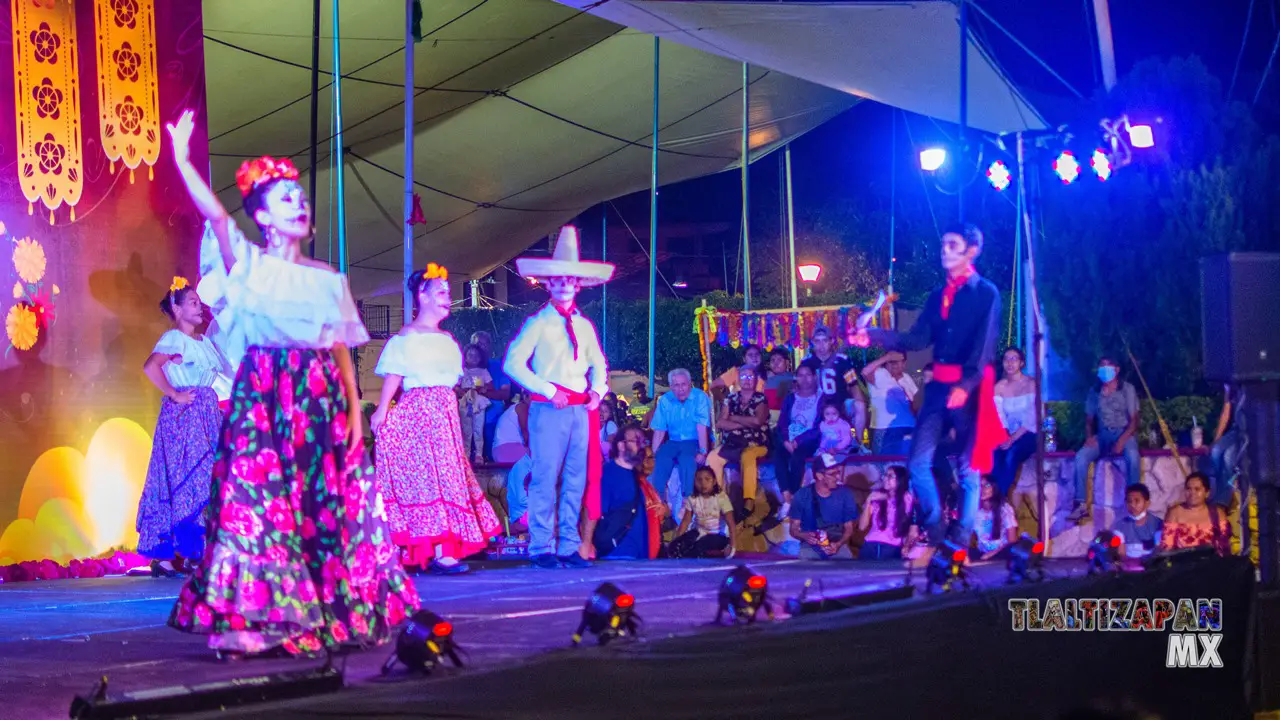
[932,363,1007,474]
[531,385,603,521]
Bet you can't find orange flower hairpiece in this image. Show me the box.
[170,276,189,293]
[235,156,300,198]
[425,263,448,281]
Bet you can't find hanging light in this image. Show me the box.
[1127,124,1154,148]
[1090,149,1112,181]
[797,264,822,283]
[1052,151,1080,184]
[919,147,947,172]
[986,160,1011,191]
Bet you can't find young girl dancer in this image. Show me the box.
[164,110,418,658]
[370,265,501,575]
[136,278,233,575]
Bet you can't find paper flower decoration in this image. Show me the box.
[235,156,300,197]
[170,276,189,293]
[6,304,39,351]
[12,282,21,300]
[425,262,448,281]
[13,237,46,284]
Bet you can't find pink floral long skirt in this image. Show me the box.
[375,386,500,566]
[168,347,420,655]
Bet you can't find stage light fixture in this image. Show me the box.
[1005,533,1045,584]
[1128,124,1154,148]
[797,263,822,283]
[572,582,640,646]
[919,147,947,172]
[1090,149,1112,181]
[986,160,1011,191]
[925,540,970,593]
[716,564,773,624]
[382,609,463,675]
[672,280,688,288]
[1052,151,1080,184]
[1086,530,1123,575]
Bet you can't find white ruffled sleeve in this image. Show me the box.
[375,336,411,378]
[152,329,186,356]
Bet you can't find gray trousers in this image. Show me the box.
[527,402,590,557]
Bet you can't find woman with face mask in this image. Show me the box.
[1069,356,1142,523]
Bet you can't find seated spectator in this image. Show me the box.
[992,347,1037,496]
[471,330,513,461]
[590,425,665,560]
[1111,483,1163,561]
[862,351,917,455]
[668,466,737,558]
[807,326,867,450]
[649,368,711,518]
[972,475,1017,560]
[711,343,766,394]
[1161,472,1231,555]
[605,391,629,416]
[858,464,917,560]
[775,359,822,509]
[493,391,532,532]
[762,348,795,418]
[1209,383,1244,507]
[707,364,771,511]
[598,401,619,459]
[1070,356,1141,522]
[788,454,859,560]
[816,400,853,462]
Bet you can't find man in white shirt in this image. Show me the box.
[505,226,613,569]
[861,351,918,455]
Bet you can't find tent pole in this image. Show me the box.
[741,62,752,310]
[601,205,608,358]
[1092,0,1118,91]
[308,0,320,259]
[332,0,348,273]
[402,0,415,324]
[784,143,798,310]
[1018,132,1048,548]
[888,110,897,290]
[647,37,659,398]
[958,0,968,225]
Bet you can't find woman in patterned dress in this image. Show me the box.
[136,278,233,575]
[369,264,500,575]
[163,110,418,658]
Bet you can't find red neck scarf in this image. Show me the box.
[941,267,975,320]
[552,303,579,359]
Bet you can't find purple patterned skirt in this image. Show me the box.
[136,386,222,560]
[168,346,420,655]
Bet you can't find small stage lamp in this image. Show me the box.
[919,147,947,172]
[986,160,1011,191]
[382,609,463,675]
[716,564,773,624]
[1052,150,1080,184]
[925,540,970,594]
[1005,533,1045,584]
[1086,530,1123,575]
[572,582,640,646]
[1090,149,1112,181]
[1127,124,1154,148]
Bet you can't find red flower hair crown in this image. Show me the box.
[236,156,300,198]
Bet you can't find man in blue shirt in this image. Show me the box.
[472,331,512,461]
[593,425,652,560]
[649,368,711,517]
[788,454,860,559]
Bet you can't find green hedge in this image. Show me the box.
[1046,395,1221,451]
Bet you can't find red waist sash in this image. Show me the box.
[932,363,1007,474]
[531,385,603,521]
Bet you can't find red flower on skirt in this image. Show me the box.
[220,502,263,539]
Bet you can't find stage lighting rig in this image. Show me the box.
[1089,149,1112,181]
[1006,533,1045,584]
[1052,150,1080,184]
[1086,530,1123,575]
[986,160,1011,191]
[572,582,639,646]
[716,565,773,624]
[925,540,970,594]
[382,609,463,675]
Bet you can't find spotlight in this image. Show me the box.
[716,564,773,624]
[1005,533,1045,584]
[1086,530,1123,575]
[919,147,947,172]
[1090,149,1112,181]
[382,609,463,675]
[1127,124,1154,148]
[1052,151,1080,184]
[925,540,969,593]
[986,160,1011,191]
[572,582,640,646]
[672,281,688,289]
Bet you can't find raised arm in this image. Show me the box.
[167,110,236,274]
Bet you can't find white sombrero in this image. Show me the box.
[514,225,614,288]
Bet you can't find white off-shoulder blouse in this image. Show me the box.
[374,332,463,390]
[152,329,235,402]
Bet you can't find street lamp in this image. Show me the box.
[797,263,822,297]
[919,147,947,172]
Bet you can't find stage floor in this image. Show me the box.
[0,558,1059,718]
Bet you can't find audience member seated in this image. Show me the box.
[1070,356,1141,522]
[629,380,656,426]
[763,348,795,421]
[1209,383,1245,507]
[775,359,822,511]
[649,368,711,517]
[711,343,766,394]
[788,454,859,560]
[668,466,737,558]
[858,464,917,560]
[862,351,917,455]
[991,347,1037,496]
[816,400,853,462]
[1161,472,1231,556]
[590,425,665,560]
[1111,482,1163,561]
[807,326,867,451]
[598,401,619,459]
[493,391,531,532]
[707,364,771,512]
[972,475,1018,560]
[470,330,513,461]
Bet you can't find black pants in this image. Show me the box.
[667,530,729,558]
[774,435,820,496]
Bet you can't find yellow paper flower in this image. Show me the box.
[170,276,189,293]
[13,238,46,285]
[6,304,39,351]
[12,282,21,300]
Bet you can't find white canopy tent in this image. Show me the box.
[201,0,1042,302]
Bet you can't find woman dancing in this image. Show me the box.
[164,110,418,658]
[370,264,501,575]
[136,277,233,575]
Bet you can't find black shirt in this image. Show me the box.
[809,353,856,408]
[869,273,1001,394]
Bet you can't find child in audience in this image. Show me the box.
[973,475,1017,560]
[858,465,917,559]
[817,400,853,462]
[668,466,737,558]
[598,401,619,459]
[459,344,493,463]
[1111,483,1164,561]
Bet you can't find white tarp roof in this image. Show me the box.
[202,0,1038,299]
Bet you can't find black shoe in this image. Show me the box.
[429,559,470,575]
[529,553,560,569]
[557,553,593,569]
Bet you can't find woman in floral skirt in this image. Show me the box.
[370,263,500,575]
[136,277,233,576]
[164,110,418,658]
